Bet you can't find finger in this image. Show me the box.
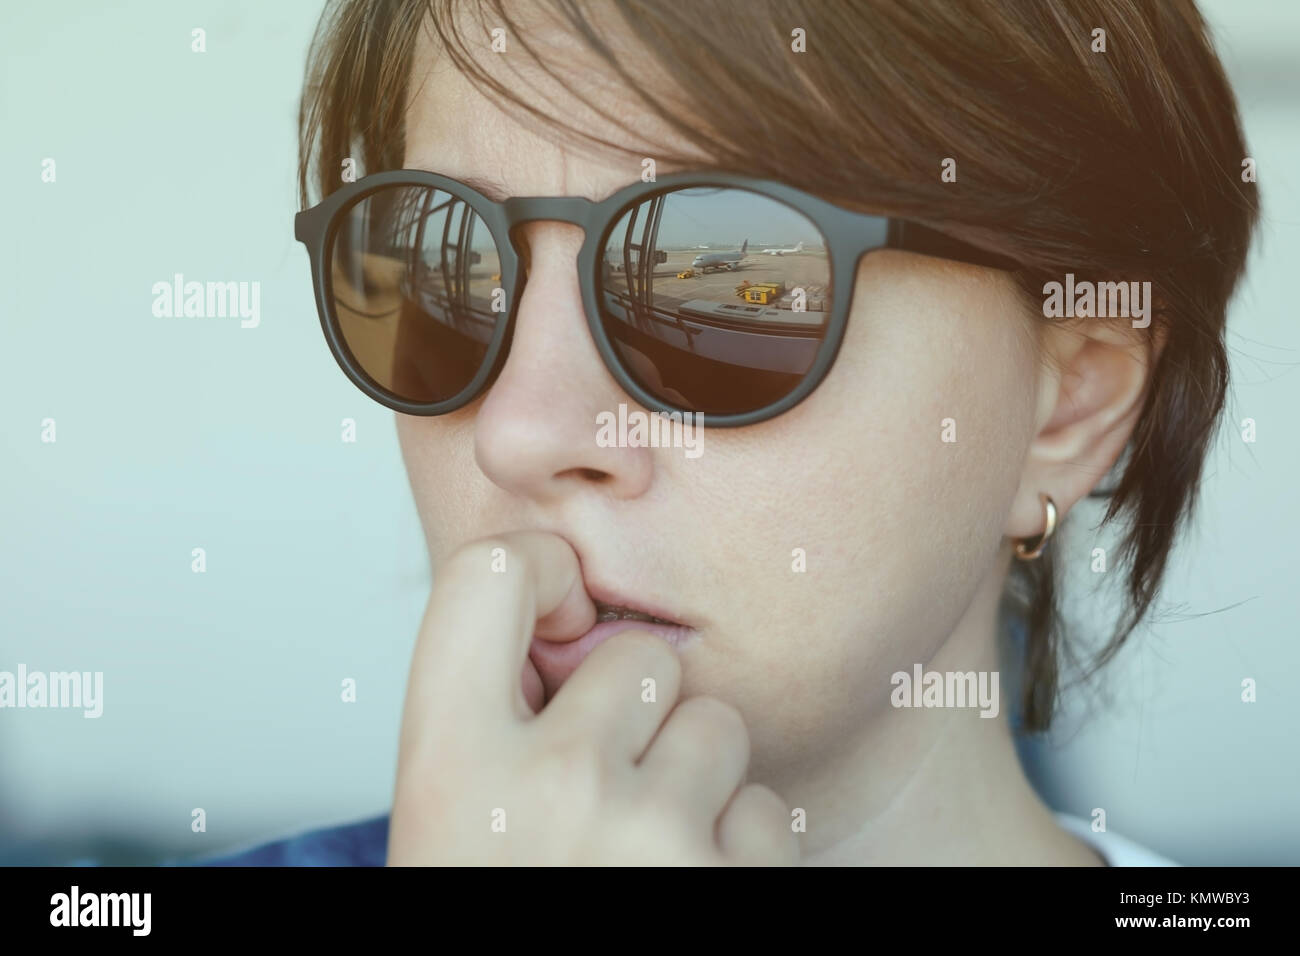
[635,696,749,821]
[404,533,595,738]
[537,629,683,763]
[520,657,545,715]
[717,784,798,866]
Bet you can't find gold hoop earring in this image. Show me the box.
[1014,494,1057,561]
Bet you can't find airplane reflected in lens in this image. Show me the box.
[600,187,831,416]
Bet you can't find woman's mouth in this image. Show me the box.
[593,602,681,626]
[525,599,697,711]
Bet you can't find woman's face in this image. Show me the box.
[395,29,1042,790]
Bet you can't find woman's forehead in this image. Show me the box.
[403,8,711,196]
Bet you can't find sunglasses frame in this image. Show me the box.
[295,169,1017,427]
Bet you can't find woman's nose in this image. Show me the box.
[472,220,655,503]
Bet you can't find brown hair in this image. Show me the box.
[298,0,1258,731]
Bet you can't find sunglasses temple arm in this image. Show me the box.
[886,220,1018,272]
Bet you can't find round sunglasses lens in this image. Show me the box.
[328,184,502,404]
[599,187,832,417]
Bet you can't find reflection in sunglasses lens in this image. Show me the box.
[599,187,831,416]
[329,185,502,403]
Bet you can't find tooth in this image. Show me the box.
[594,605,677,626]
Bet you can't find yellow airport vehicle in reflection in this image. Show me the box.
[735,280,784,305]
[677,268,696,279]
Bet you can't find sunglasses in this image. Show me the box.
[294,171,1016,426]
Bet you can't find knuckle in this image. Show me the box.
[742,783,788,823]
[687,696,749,749]
[730,785,799,863]
[452,537,509,571]
[620,791,697,845]
[527,733,610,808]
[440,538,525,587]
[607,630,682,681]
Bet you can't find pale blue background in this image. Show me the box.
[1,0,1296,864]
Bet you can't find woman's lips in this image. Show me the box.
[526,604,696,710]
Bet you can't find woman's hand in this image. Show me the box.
[387,532,798,866]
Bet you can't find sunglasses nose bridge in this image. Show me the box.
[496,196,599,308]
[500,196,597,252]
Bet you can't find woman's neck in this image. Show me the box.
[781,549,1104,866]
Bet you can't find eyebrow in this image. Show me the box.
[456,174,514,204]
[441,171,634,205]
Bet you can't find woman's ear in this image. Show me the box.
[1006,316,1165,541]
